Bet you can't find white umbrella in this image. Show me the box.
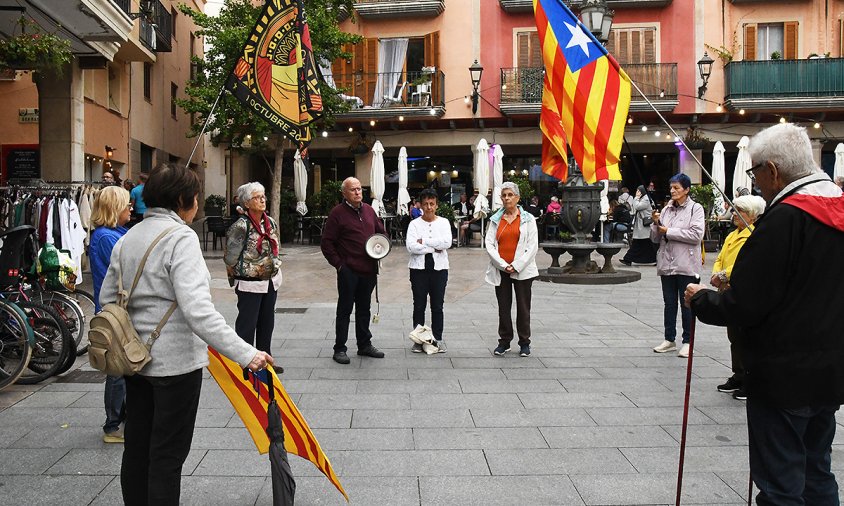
[473,139,490,218]
[294,150,308,216]
[397,147,411,216]
[733,136,753,196]
[370,141,386,217]
[711,141,726,217]
[491,144,504,211]
[834,143,844,181]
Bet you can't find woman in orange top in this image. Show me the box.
[485,182,539,357]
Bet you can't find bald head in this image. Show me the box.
[341,177,363,207]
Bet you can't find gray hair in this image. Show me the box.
[501,182,520,196]
[236,182,265,205]
[748,124,820,184]
[732,195,766,220]
[835,176,844,186]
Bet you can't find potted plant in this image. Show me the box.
[689,183,720,252]
[0,18,72,76]
[683,126,711,150]
[348,133,374,155]
[204,194,226,216]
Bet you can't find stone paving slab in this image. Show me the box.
[4,244,844,504]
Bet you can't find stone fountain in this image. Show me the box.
[538,163,640,285]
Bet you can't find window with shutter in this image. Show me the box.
[424,31,440,103]
[516,31,542,68]
[606,27,656,65]
[331,38,378,103]
[783,22,798,59]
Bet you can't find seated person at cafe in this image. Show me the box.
[603,199,633,243]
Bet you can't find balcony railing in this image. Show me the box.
[137,0,172,53]
[499,0,671,12]
[354,0,445,19]
[112,0,131,16]
[724,58,844,110]
[499,63,678,114]
[332,70,446,119]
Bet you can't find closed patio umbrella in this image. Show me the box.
[492,144,504,211]
[294,150,308,216]
[473,139,490,218]
[397,147,411,216]
[711,141,726,216]
[733,136,753,196]
[370,141,386,217]
[834,143,844,181]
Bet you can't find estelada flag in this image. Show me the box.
[207,347,348,501]
[226,0,323,148]
[534,0,631,183]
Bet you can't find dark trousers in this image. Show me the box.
[726,326,745,382]
[660,274,697,343]
[235,283,277,353]
[495,275,534,346]
[409,266,448,340]
[103,374,125,433]
[334,267,376,353]
[747,399,839,505]
[121,369,202,506]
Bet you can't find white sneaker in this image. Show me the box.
[653,340,677,353]
[678,343,690,358]
[422,341,440,355]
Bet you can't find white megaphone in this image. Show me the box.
[364,233,391,324]
[364,233,391,259]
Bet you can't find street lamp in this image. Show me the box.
[697,52,714,99]
[578,0,614,45]
[469,60,483,115]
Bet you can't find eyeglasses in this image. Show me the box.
[746,162,764,182]
[251,195,267,202]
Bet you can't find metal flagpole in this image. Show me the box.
[627,80,751,230]
[186,85,227,169]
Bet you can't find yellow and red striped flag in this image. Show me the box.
[207,347,348,501]
[534,0,631,183]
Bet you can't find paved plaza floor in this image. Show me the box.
[1,241,842,505]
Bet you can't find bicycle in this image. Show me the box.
[0,299,34,391]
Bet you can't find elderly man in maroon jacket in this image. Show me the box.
[321,177,387,364]
[685,123,844,505]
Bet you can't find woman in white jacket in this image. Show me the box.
[485,182,539,357]
[406,189,451,353]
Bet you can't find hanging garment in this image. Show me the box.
[59,198,86,283]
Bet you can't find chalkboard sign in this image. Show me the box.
[1,144,40,184]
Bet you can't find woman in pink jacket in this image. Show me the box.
[650,174,705,358]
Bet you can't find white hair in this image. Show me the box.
[501,181,520,196]
[732,195,766,220]
[748,123,820,184]
[237,182,265,204]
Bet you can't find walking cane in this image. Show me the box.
[675,316,696,506]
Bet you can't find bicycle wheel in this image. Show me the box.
[64,289,95,356]
[28,290,87,356]
[0,300,33,391]
[15,302,73,385]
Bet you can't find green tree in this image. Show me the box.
[177,0,359,223]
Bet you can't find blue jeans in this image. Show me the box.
[604,223,628,243]
[747,399,840,505]
[660,274,697,343]
[103,375,126,433]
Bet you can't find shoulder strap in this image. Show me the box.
[116,225,180,307]
[128,225,181,299]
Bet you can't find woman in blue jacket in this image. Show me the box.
[89,185,132,443]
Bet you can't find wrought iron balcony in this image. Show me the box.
[499,0,671,13]
[136,0,172,53]
[499,63,677,115]
[724,58,844,110]
[354,0,445,19]
[332,70,446,119]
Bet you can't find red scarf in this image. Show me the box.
[247,212,278,257]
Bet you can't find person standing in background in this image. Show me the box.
[129,173,148,227]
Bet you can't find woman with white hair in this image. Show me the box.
[711,194,766,400]
[224,182,282,353]
[486,182,539,357]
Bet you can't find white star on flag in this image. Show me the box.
[564,21,592,57]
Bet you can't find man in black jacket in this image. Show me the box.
[685,123,844,505]
[321,177,387,364]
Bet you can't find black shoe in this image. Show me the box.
[332,351,350,365]
[619,259,632,266]
[357,345,385,358]
[717,377,742,393]
[733,388,747,401]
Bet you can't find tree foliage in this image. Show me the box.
[176,0,360,149]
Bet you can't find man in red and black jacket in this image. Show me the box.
[321,177,387,364]
[685,123,844,505]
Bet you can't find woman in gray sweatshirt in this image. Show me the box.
[100,163,273,506]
